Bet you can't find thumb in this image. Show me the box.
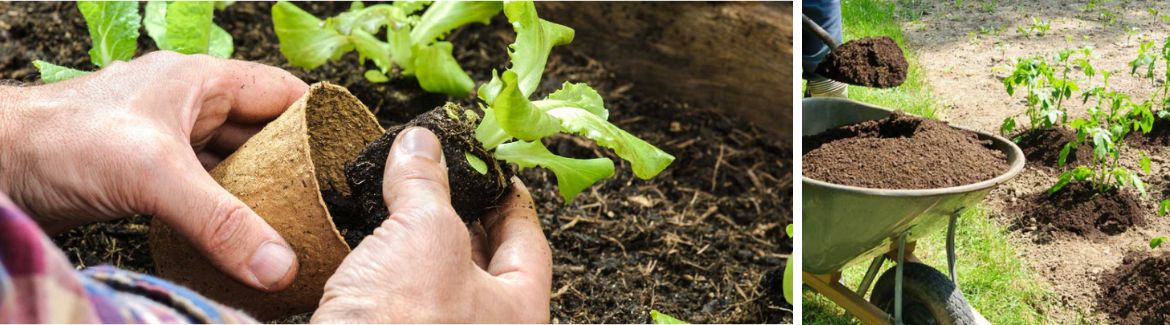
[151,157,299,292]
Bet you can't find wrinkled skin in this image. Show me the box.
[314,128,552,323]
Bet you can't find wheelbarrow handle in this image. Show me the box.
[802,13,840,51]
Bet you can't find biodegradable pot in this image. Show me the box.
[149,82,384,320]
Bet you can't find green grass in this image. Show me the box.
[802,0,1056,323]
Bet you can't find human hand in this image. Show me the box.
[312,128,552,323]
[0,51,308,292]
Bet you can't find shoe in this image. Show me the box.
[807,79,848,98]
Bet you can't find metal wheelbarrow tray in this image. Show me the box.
[801,98,1025,325]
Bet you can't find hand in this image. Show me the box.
[312,128,552,323]
[0,51,308,292]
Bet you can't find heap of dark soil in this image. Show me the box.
[336,104,511,248]
[814,36,908,88]
[1013,127,1091,169]
[803,111,1008,189]
[1007,182,1145,242]
[1125,118,1170,149]
[7,2,793,323]
[1097,250,1170,325]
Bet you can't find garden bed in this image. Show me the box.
[0,2,791,323]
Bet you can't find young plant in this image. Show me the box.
[35,1,234,83]
[470,1,674,203]
[1050,74,1152,196]
[1000,56,1060,135]
[1153,200,1170,248]
[651,310,689,324]
[271,1,502,97]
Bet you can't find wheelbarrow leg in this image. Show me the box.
[947,210,960,287]
[856,255,885,297]
[894,232,907,325]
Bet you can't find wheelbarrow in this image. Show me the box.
[801,98,1025,325]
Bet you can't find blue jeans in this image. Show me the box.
[802,0,843,81]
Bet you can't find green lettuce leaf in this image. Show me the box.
[465,152,489,175]
[411,1,502,45]
[546,106,675,179]
[492,70,562,140]
[535,82,608,119]
[495,140,614,202]
[474,107,513,150]
[350,29,394,73]
[78,1,140,67]
[208,25,234,58]
[164,1,215,55]
[33,61,91,83]
[478,69,504,105]
[272,1,354,70]
[214,1,235,10]
[393,1,432,15]
[650,310,689,324]
[144,1,169,49]
[365,70,389,83]
[502,1,573,97]
[784,224,794,304]
[330,4,412,36]
[414,42,475,97]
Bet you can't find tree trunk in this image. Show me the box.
[536,2,794,138]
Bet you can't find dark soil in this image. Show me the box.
[814,36,908,88]
[1097,250,1170,325]
[338,104,511,248]
[1125,118,1170,149]
[1007,182,1145,242]
[803,111,1008,189]
[1013,127,1091,169]
[7,2,793,323]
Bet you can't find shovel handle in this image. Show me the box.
[802,13,840,51]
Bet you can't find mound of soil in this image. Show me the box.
[1097,250,1170,325]
[803,111,1008,189]
[6,2,792,323]
[337,104,511,248]
[814,36,908,88]
[1013,127,1091,169]
[1007,182,1145,242]
[1125,118,1170,149]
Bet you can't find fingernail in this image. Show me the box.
[249,241,296,289]
[395,127,443,163]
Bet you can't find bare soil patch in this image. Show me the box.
[1007,182,1146,242]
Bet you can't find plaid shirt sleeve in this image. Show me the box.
[0,193,258,324]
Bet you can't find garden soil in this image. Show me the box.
[903,0,1170,322]
[803,111,1008,189]
[814,36,908,88]
[1014,127,1093,169]
[1006,182,1146,242]
[1097,250,1170,325]
[0,2,791,323]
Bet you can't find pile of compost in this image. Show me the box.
[814,36,908,88]
[1013,127,1091,169]
[1097,251,1170,325]
[803,111,1008,189]
[1007,182,1145,242]
[2,2,791,323]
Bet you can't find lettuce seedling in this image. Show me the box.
[271,1,502,97]
[470,1,674,203]
[34,1,234,84]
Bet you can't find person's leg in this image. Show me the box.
[803,0,848,97]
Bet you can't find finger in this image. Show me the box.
[382,127,452,216]
[480,179,551,283]
[199,56,309,124]
[149,154,298,292]
[206,121,265,156]
[469,221,491,270]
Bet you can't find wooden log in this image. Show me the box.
[536,2,793,138]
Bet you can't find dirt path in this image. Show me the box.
[903,0,1170,322]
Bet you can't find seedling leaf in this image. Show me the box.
[411,1,502,45]
[546,106,676,179]
[365,70,389,83]
[474,108,513,150]
[464,152,488,175]
[1000,116,1016,135]
[492,70,563,140]
[1049,170,1073,194]
[784,224,794,304]
[539,82,609,120]
[78,1,140,67]
[650,310,689,324]
[495,140,615,202]
[1159,199,1170,217]
[164,1,215,55]
[502,0,574,97]
[414,42,475,97]
[33,61,91,83]
[272,1,354,70]
[1151,237,1166,249]
[1140,151,1152,174]
[1058,142,1072,166]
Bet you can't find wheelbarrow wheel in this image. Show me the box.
[870,262,975,325]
